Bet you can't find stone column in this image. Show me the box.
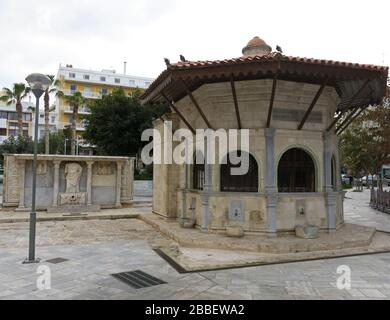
[18,160,26,209]
[201,134,213,232]
[86,161,94,205]
[116,162,123,208]
[323,132,336,232]
[265,128,278,237]
[52,160,61,207]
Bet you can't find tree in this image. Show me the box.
[43,75,61,154]
[340,96,390,190]
[83,89,169,156]
[0,131,67,167]
[0,83,31,136]
[57,91,86,155]
[0,135,34,167]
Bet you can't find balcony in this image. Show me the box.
[38,115,57,125]
[61,121,87,132]
[63,106,91,115]
[60,90,101,99]
[0,118,7,129]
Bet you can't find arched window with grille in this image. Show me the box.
[278,148,316,192]
[220,151,258,192]
[192,151,205,190]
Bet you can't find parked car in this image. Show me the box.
[341,174,352,185]
[362,175,377,186]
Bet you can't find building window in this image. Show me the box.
[84,87,92,96]
[129,80,136,86]
[83,74,90,80]
[69,73,76,78]
[100,76,106,82]
[278,148,316,193]
[115,78,120,84]
[192,151,205,190]
[220,151,258,192]
[0,111,7,119]
[8,112,17,120]
[70,84,77,94]
[101,88,108,95]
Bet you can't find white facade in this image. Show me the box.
[56,65,154,92]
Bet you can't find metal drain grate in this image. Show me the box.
[111,270,166,289]
[46,258,69,264]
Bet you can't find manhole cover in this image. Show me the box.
[46,258,69,264]
[111,270,166,289]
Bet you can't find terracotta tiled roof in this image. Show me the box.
[141,52,388,111]
[167,53,387,71]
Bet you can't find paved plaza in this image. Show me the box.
[0,187,389,300]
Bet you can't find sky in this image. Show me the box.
[0,0,389,89]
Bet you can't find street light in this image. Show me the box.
[24,73,51,264]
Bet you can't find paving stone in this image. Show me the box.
[361,289,387,298]
[0,191,389,300]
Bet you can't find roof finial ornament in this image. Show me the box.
[276,45,283,54]
[242,36,272,57]
[164,58,171,67]
[179,55,187,62]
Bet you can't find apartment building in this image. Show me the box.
[55,64,154,135]
[0,100,33,142]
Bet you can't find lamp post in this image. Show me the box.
[24,73,51,264]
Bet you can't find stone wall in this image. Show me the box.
[152,79,344,233]
[2,154,134,211]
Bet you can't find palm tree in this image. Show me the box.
[43,75,61,154]
[0,83,31,136]
[57,91,86,155]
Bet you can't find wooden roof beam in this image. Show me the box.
[335,108,361,134]
[230,75,242,129]
[326,79,370,132]
[266,74,278,128]
[297,79,328,130]
[180,79,213,129]
[161,92,196,135]
[336,106,368,136]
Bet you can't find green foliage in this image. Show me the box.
[340,97,390,188]
[0,131,69,166]
[0,83,31,105]
[134,165,153,180]
[342,183,352,190]
[83,89,169,156]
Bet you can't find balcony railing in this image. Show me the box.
[60,90,101,99]
[0,118,7,129]
[63,106,91,114]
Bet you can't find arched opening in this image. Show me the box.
[192,151,205,190]
[220,151,258,192]
[278,148,316,192]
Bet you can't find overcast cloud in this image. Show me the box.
[0,0,389,88]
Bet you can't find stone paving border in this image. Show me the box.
[155,233,390,273]
[140,213,376,254]
[0,207,151,224]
